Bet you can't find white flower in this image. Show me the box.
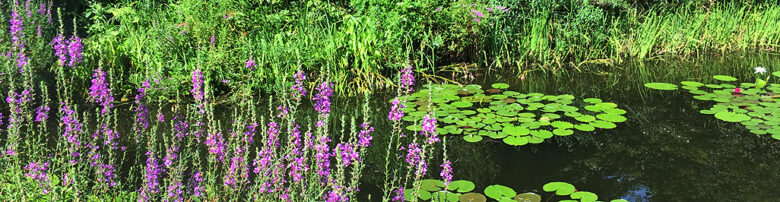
[755,66,767,74]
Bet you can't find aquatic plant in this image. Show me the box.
[403,179,630,202]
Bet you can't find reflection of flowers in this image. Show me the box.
[754,66,766,74]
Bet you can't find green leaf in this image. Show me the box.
[644,82,678,90]
[421,179,445,191]
[713,111,751,122]
[463,135,483,142]
[447,180,475,193]
[514,193,542,202]
[459,193,487,202]
[574,124,596,132]
[491,83,510,89]
[713,75,738,82]
[570,191,598,202]
[502,126,530,136]
[503,136,529,146]
[542,182,576,196]
[553,129,574,136]
[484,185,516,200]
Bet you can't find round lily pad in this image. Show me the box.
[644,82,678,90]
[503,136,529,146]
[551,121,574,129]
[553,129,574,136]
[713,75,738,82]
[484,185,516,200]
[452,101,474,108]
[491,83,510,89]
[542,182,576,196]
[596,113,627,123]
[503,126,530,136]
[571,191,598,202]
[713,111,751,122]
[514,193,541,202]
[447,180,476,193]
[590,120,617,129]
[574,124,595,132]
[575,115,596,122]
[459,193,487,202]
[463,135,483,142]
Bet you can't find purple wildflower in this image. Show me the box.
[471,9,483,18]
[336,143,360,167]
[157,113,165,122]
[140,150,161,198]
[163,145,178,167]
[25,0,32,18]
[192,171,205,197]
[135,81,150,131]
[205,132,226,161]
[38,3,45,15]
[313,135,331,182]
[440,160,453,186]
[473,18,481,22]
[291,70,307,100]
[210,35,215,45]
[313,82,333,127]
[88,68,114,115]
[24,161,51,194]
[46,1,53,24]
[245,58,257,70]
[358,122,374,147]
[9,11,24,48]
[97,163,117,188]
[400,66,415,91]
[191,69,205,113]
[392,187,405,202]
[223,147,248,188]
[67,35,83,66]
[434,6,442,12]
[388,98,405,121]
[52,35,68,65]
[405,142,426,175]
[166,179,183,202]
[37,25,41,37]
[35,105,50,122]
[422,114,437,134]
[60,103,82,148]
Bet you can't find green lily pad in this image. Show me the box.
[514,193,541,202]
[571,191,598,202]
[551,121,574,129]
[644,82,678,90]
[583,98,602,104]
[596,113,627,123]
[531,130,554,138]
[491,83,510,89]
[459,193,487,202]
[680,81,704,87]
[574,124,595,132]
[713,111,751,122]
[542,182,576,196]
[575,115,596,122]
[447,180,476,193]
[484,185,516,200]
[553,129,574,136]
[422,179,446,191]
[463,135,483,142]
[590,120,617,129]
[452,101,474,108]
[502,126,530,136]
[713,75,738,82]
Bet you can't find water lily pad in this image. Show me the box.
[447,180,476,193]
[583,98,602,104]
[551,121,574,129]
[503,126,530,136]
[491,83,510,89]
[571,191,598,202]
[459,193,487,202]
[514,193,541,202]
[590,120,617,129]
[553,129,574,136]
[406,125,423,131]
[463,135,483,142]
[484,185,516,200]
[452,101,474,108]
[610,200,630,202]
[574,124,595,132]
[422,179,446,191]
[542,182,576,196]
[597,113,627,123]
[531,130,554,138]
[713,75,738,82]
[644,82,678,90]
[575,115,596,122]
[713,111,751,122]
[431,192,460,202]
[503,136,528,146]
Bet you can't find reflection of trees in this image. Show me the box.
[558,89,780,201]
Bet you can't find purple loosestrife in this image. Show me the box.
[440,160,453,186]
[388,98,405,121]
[135,81,150,131]
[358,122,374,147]
[60,103,82,163]
[138,150,161,201]
[166,179,183,202]
[286,123,306,183]
[51,35,68,65]
[35,105,50,122]
[67,35,83,66]
[100,125,119,149]
[223,147,248,188]
[157,113,165,122]
[97,163,117,188]
[37,25,41,37]
[392,187,405,202]
[89,68,114,115]
[313,135,332,182]
[205,132,225,161]
[38,3,45,15]
[422,114,440,143]
[244,122,258,143]
[173,116,188,139]
[24,161,51,194]
[336,143,360,167]
[46,1,53,24]
[313,82,333,127]
[405,142,426,175]
[191,171,205,197]
[191,69,205,113]
[400,66,415,91]
[163,145,178,167]
[245,58,257,70]
[16,52,28,72]
[291,70,307,99]
[25,0,31,18]
[10,11,24,49]
[210,35,215,45]
[0,113,3,126]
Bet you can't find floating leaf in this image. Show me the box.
[463,135,483,142]
[551,121,574,129]
[574,124,595,132]
[713,111,751,122]
[514,193,542,202]
[484,185,516,200]
[553,129,574,136]
[590,121,617,129]
[680,81,704,87]
[713,75,738,82]
[502,126,530,136]
[452,101,474,108]
[583,98,602,104]
[491,83,510,89]
[422,179,445,191]
[542,182,576,196]
[447,180,476,193]
[575,115,596,122]
[571,191,598,202]
[644,82,678,90]
[596,113,627,123]
[531,130,553,138]
[460,193,487,202]
[503,136,528,146]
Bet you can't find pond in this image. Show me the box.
[350,54,780,201]
[5,54,780,201]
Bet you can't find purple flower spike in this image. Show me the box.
[67,35,83,66]
[88,68,114,115]
[440,160,453,185]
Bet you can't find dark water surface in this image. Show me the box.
[355,54,780,201]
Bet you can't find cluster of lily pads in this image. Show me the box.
[645,72,780,140]
[399,83,627,146]
[403,179,629,202]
